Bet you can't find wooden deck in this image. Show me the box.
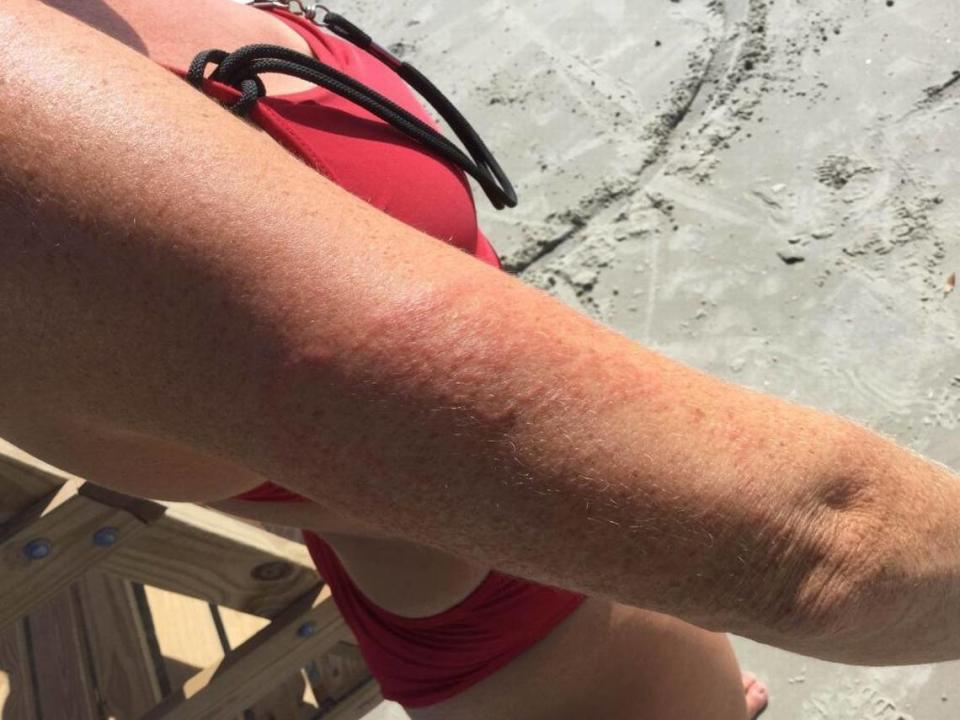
[0,439,382,720]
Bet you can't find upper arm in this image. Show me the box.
[0,1,388,487]
[0,0,496,505]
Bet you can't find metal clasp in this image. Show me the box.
[246,0,331,25]
[288,1,331,22]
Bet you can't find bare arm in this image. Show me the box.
[1,0,957,665]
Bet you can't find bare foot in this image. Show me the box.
[742,672,769,719]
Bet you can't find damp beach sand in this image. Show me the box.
[353,0,960,717]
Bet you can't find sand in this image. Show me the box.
[350,0,960,717]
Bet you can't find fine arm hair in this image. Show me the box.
[3,0,960,666]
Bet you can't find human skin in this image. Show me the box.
[5,6,769,718]
[1,0,960,684]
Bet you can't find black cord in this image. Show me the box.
[187,36,517,210]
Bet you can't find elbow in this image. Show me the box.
[760,425,890,651]
[767,520,877,650]
[754,517,880,658]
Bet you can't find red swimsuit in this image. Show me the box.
[163,7,584,709]
[233,482,584,708]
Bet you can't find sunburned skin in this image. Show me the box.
[11,0,960,680]
[1,2,779,717]
[39,0,319,97]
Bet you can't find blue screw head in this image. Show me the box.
[93,527,118,547]
[23,539,51,560]
[297,621,318,639]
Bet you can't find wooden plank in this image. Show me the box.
[75,572,164,718]
[0,443,314,617]
[317,679,382,720]
[217,607,270,650]
[139,586,348,720]
[218,606,318,719]
[0,440,164,527]
[0,619,39,720]
[245,671,316,720]
[219,521,328,717]
[102,504,318,618]
[144,587,227,690]
[27,588,100,720]
[308,642,372,709]
[0,439,74,525]
[0,492,152,631]
[225,522,333,718]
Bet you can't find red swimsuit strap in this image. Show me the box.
[232,480,307,503]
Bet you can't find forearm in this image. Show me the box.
[264,269,960,666]
[3,0,959,666]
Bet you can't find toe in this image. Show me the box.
[743,676,769,719]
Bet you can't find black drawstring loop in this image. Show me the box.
[187,49,266,116]
[186,10,517,210]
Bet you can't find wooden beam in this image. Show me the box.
[0,441,374,718]
[308,641,372,709]
[244,673,317,720]
[138,587,351,720]
[0,443,317,618]
[101,504,318,618]
[317,679,383,720]
[0,440,68,529]
[218,606,318,718]
[0,619,39,720]
[0,440,164,526]
[75,573,164,718]
[27,589,100,720]
[0,491,153,631]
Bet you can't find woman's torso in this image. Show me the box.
[12,3,753,718]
